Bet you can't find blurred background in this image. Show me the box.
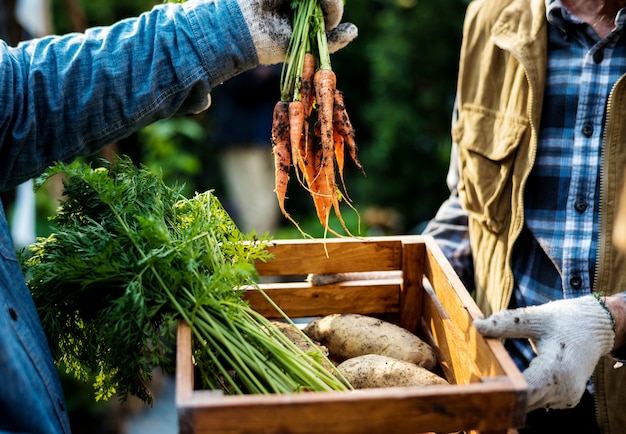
[5,0,470,241]
[1,0,469,431]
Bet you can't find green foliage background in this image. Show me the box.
[48,0,468,237]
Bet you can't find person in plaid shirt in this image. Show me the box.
[424,0,626,432]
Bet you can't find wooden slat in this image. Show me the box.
[179,381,521,434]
[421,237,525,387]
[243,280,402,318]
[421,236,527,426]
[422,288,486,384]
[399,240,425,333]
[254,237,411,275]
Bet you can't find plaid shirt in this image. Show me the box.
[509,2,626,368]
[424,1,626,369]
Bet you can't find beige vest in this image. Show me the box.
[456,0,626,430]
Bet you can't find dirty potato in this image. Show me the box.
[303,313,436,370]
[270,321,330,356]
[337,354,448,389]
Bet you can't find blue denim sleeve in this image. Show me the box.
[0,0,257,191]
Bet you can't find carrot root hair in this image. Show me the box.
[333,89,365,176]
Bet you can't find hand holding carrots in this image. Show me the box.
[237,0,357,65]
[271,0,363,237]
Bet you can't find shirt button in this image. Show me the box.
[8,308,18,321]
[570,274,583,289]
[593,49,604,64]
[574,199,588,213]
[57,398,65,412]
[582,123,594,137]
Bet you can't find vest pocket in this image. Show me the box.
[452,103,528,234]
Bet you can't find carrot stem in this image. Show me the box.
[280,0,316,102]
[313,4,331,71]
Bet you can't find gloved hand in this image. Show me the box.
[474,295,615,412]
[237,0,358,65]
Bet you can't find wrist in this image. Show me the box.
[605,293,626,358]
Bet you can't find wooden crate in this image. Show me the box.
[176,235,527,434]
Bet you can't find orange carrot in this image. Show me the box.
[303,131,317,188]
[309,139,338,236]
[301,52,316,118]
[312,69,358,236]
[333,129,348,198]
[271,101,291,214]
[313,157,353,237]
[299,53,316,187]
[314,69,336,146]
[289,100,306,179]
[314,68,337,195]
[272,101,309,237]
[333,89,365,176]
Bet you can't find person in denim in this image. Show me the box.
[0,0,356,431]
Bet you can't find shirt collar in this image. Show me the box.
[546,0,582,29]
[546,0,626,37]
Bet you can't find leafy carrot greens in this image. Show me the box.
[20,157,349,403]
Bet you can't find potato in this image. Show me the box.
[270,321,334,372]
[270,321,330,356]
[337,354,448,389]
[303,313,436,370]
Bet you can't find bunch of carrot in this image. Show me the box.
[272,0,364,237]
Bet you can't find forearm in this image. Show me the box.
[0,0,256,190]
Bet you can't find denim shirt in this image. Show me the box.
[0,0,256,431]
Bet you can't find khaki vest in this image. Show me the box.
[455,0,626,430]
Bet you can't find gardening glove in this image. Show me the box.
[474,295,615,412]
[237,0,358,65]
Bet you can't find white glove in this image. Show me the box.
[237,0,358,65]
[473,296,615,412]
